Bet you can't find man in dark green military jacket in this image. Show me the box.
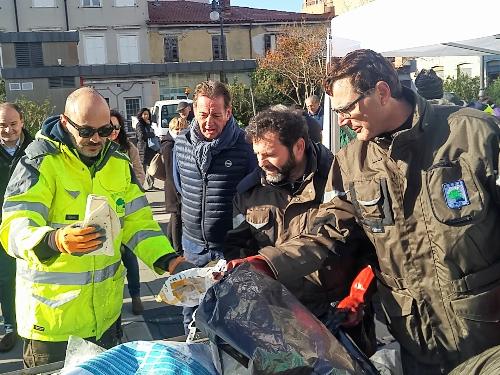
[314,49,500,374]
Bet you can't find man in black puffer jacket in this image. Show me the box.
[173,81,257,332]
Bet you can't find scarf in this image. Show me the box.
[190,116,240,174]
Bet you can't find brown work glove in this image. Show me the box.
[54,223,106,255]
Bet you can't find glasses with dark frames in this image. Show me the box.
[332,89,374,118]
[64,115,115,138]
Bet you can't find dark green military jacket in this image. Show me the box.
[0,129,33,214]
[317,87,500,371]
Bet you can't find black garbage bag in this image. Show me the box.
[195,264,366,375]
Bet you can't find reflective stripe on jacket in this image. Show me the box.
[0,132,175,341]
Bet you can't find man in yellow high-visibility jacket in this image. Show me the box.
[0,87,193,368]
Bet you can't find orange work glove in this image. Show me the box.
[167,256,196,274]
[55,223,106,255]
[226,255,275,278]
[337,265,375,327]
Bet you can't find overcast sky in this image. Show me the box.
[231,0,303,12]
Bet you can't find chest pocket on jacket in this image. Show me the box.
[246,206,275,244]
[350,178,394,233]
[426,158,485,225]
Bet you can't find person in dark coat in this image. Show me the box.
[161,117,189,254]
[110,109,145,315]
[0,103,33,352]
[173,80,257,332]
[135,107,157,189]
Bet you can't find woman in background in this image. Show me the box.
[135,107,157,190]
[160,117,188,254]
[110,109,144,315]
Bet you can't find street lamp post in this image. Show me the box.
[210,0,226,82]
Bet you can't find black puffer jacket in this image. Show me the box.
[135,119,157,166]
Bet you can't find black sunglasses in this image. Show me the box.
[64,115,115,138]
[333,89,373,118]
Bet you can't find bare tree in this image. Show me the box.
[258,23,328,106]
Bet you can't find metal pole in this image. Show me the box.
[479,55,485,99]
[13,0,20,32]
[64,0,70,31]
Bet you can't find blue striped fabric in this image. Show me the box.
[70,341,217,375]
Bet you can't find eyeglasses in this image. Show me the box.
[64,115,115,138]
[333,89,373,118]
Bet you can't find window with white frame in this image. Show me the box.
[115,0,135,6]
[125,98,141,120]
[32,0,56,7]
[84,36,106,64]
[21,82,34,91]
[9,83,21,91]
[81,0,101,7]
[118,35,139,63]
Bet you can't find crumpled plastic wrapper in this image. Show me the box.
[156,260,226,307]
[82,194,120,256]
[61,336,106,374]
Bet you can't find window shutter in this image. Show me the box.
[85,36,106,64]
[32,0,56,7]
[118,35,139,63]
[15,43,43,67]
[115,0,134,6]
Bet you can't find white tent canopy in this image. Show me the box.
[330,0,500,57]
[323,0,500,153]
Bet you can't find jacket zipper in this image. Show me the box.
[200,173,209,249]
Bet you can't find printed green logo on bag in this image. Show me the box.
[115,197,126,214]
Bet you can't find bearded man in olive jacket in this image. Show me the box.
[224,109,377,356]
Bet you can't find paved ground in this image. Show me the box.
[0,182,397,373]
[0,184,183,374]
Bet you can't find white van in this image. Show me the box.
[151,99,192,141]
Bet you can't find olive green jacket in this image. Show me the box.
[317,87,500,370]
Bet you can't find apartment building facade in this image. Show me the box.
[1,0,330,119]
[1,0,169,117]
[147,1,331,100]
[0,30,80,113]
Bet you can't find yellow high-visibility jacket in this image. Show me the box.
[0,124,175,342]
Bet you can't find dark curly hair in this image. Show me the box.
[324,49,403,99]
[110,109,131,151]
[246,109,309,152]
[137,107,151,124]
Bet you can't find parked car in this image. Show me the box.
[151,99,193,141]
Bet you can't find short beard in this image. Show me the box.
[264,153,296,184]
[68,132,102,158]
